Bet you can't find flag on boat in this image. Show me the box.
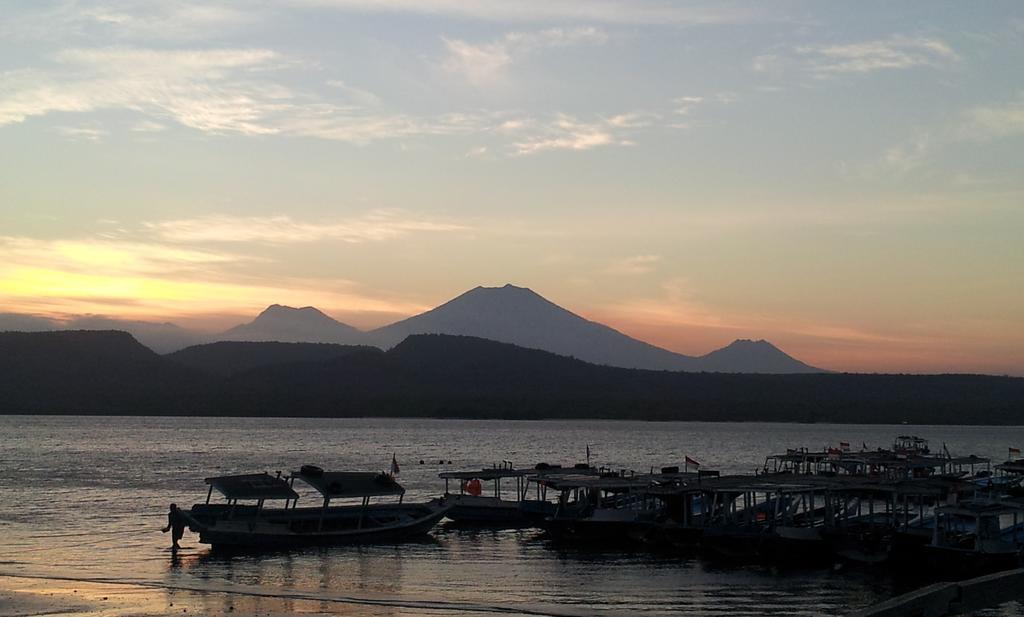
[390,453,400,475]
[685,456,701,467]
[1010,447,1021,457]
[839,442,850,450]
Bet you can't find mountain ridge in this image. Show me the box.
[2,331,1021,423]
[367,284,821,373]
[1,284,823,373]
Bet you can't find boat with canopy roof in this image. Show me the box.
[180,467,451,549]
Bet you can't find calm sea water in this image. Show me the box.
[3,416,1024,616]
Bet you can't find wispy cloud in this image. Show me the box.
[797,36,959,77]
[0,233,428,321]
[146,210,469,244]
[52,125,108,142]
[0,47,286,133]
[0,235,246,279]
[960,94,1024,140]
[873,93,1024,176]
[442,27,606,83]
[1,1,263,45]
[293,0,763,26]
[606,254,660,275]
[509,112,644,155]
[669,93,735,128]
[0,46,494,144]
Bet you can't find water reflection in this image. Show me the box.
[8,417,1024,615]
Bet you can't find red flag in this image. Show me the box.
[839,442,850,450]
[1010,447,1021,456]
[685,456,701,467]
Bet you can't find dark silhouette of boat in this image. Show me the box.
[439,462,596,527]
[180,468,451,549]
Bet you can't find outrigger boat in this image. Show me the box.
[181,467,451,549]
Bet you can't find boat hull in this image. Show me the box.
[184,500,451,549]
[442,495,553,528]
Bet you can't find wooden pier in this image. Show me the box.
[847,568,1024,617]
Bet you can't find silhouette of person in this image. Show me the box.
[162,503,186,550]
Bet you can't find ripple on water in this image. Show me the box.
[4,416,1019,615]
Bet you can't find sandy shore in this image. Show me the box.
[0,573,565,617]
[0,573,406,617]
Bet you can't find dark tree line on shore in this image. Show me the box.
[1,330,1022,424]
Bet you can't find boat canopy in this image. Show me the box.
[937,499,1024,518]
[439,468,528,480]
[205,473,299,501]
[293,471,405,498]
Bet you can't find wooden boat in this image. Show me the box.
[542,472,669,544]
[180,468,451,549]
[923,499,1024,576]
[696,478,832,562]
[439,462,597,527]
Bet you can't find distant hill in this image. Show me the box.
[65,316,205,354]
[696,339,823,373]
[369,284,822,373]
[0,312,60,331]
[0,330,211,413]
[2,331,1022,422]
[0,313,203,353]
[217,334,1024,423]
[167,341,378,376]
[217,304,366,345]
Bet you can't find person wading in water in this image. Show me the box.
[162,503,187,550]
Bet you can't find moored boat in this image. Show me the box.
[181,468,451,549]
[440,462,596,528]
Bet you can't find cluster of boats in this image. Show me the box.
[176,436,1024,577]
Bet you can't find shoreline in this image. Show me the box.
[4,412,1024,427]
[0,572,582,617]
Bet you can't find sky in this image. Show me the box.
[1,1,1022,375]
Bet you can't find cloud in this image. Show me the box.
[442,26,606,83]
[52,125,107,142]
[0,235,247,280]
[671,93,734,117]
[873,94,1024,176]
[0,47,285,133]
[961,95,1024,141]
[510,113,644,155]
[0,233,428,322]
[0,46,497,144]
[1,1,260,43]
[146,210,469,244]
[606,255,660,275]
[292,0,763,26]
[797,36,959,77]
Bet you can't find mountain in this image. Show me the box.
[0,312,204,353]
[218,304,366,345]
[0,330,211,413]
[65,316,204,354]
[0,312,60,331]
[697,339,823,373]
[369,284,822,373]
[166,341,378,376]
